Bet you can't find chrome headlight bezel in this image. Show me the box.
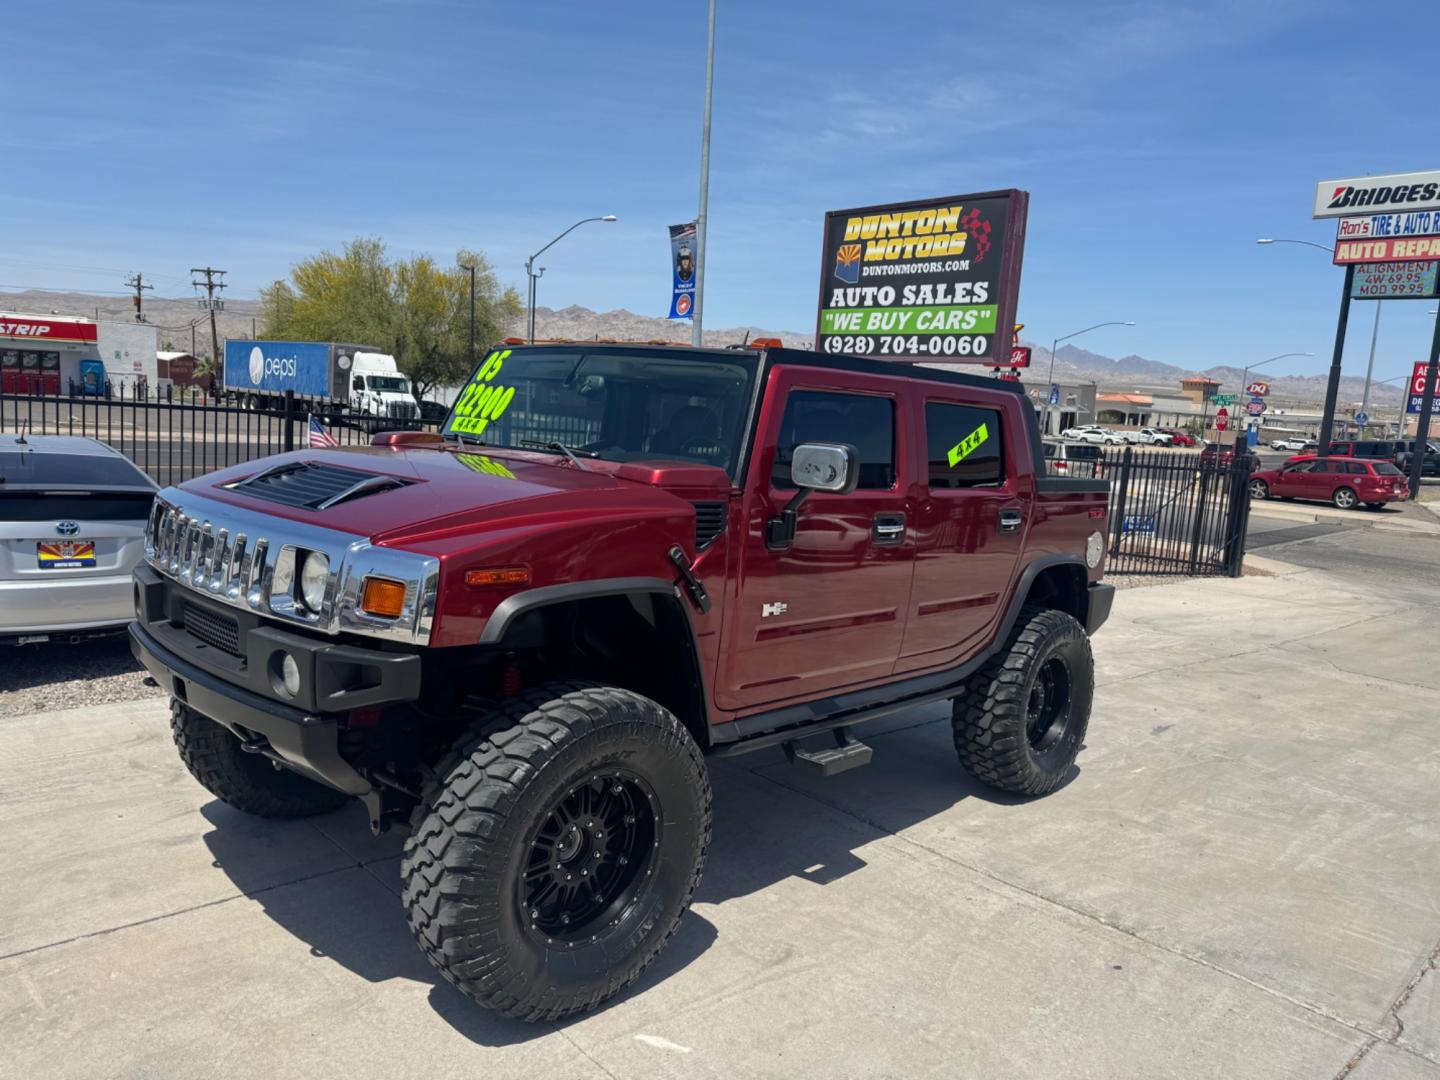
[299,551,330,613]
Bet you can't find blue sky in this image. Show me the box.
[3,0,1438,383]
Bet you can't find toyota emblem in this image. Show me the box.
[55,520,80,536]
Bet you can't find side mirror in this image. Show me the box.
[766,442,859,550]
[791,442,859,494]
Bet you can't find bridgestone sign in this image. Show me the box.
[815,190,1028,363]
[1313,170,1440,219]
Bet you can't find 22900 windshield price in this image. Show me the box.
[824,334,990,357]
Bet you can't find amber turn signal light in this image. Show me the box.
[465,567,530,588]
[360,577,407,618]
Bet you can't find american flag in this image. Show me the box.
[308,414,339,448]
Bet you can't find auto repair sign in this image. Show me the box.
[815,190,1028,363]
[1410,361,1440,414]
[1314,170,1440,219]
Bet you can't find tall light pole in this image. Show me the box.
[692,0,717,347]
[1256,238,1375,452]
[525,215,618,343]
[461,264,476,368]
[1045,321,1135,434]
[1236,351,1313,445]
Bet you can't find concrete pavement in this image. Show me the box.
[3,562,1440,1078]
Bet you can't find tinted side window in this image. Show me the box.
[1344,461,1367,474]
[773,391,895,489]
[926,402,1004,488]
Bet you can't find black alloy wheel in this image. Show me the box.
[523,769,658,942]
[1025,657,1073,759]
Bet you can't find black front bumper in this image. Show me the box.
[1085,582,1115,635]
[131,563,422,795]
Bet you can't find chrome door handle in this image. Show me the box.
[872,514,905,544]
[998,509,1023,533]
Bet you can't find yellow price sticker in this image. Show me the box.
[947,423,989,467]
[450,349,517,436]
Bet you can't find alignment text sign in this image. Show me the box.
[1314,170,1440,219]
[1334,236,1440,265]
[1350,262,1439,299]
[816,190,1028,363]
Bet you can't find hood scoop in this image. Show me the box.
[226,461,413,511]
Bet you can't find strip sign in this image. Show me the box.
[816,189,1028,363]
[1313,170,1440,219]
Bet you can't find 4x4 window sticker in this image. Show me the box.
[924,400,1006,489]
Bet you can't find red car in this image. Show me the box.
[1249,455,1408,510]
[1157,427,1196,447]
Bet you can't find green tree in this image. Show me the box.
[259,238,521,401]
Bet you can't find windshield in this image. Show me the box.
[366,376,410,393]
[443,346,760,474]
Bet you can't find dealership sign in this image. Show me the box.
[1351,262,1439,299]
[1334,236,1440,265]
[1314,170,1440,219]
[816,189,1028,363]
[1410,361,1440,414]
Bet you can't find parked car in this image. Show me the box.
[417,399,450,423]
[1156,427,1196,447]
[1042,438,1104,478]
[1136,427,1173,446]
[130,340,1115,1022]
[0,435,158,644]
[1269,437,1308,451]
[1064,425,1124,445]
[1326,439,1396,461]
[1249,455,1408,510]
[1393,439,1440,477]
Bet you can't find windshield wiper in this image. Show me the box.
[449,431,485,451]
[519,439,599,469]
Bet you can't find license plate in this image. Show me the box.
[37,540,96,569]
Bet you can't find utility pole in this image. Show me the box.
[190,323,197,356]
[190,266,227,367]
[691,0,716,347]
[1317,264,1356,457]
[125,273,153,322]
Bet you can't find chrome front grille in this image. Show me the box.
[144,489,439,645]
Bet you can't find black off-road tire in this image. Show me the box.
[170,699,349,818]
[401,682,711,1021]
[952,608,1093,796]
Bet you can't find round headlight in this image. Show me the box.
[300,552,330,612]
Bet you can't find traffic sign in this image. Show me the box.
[1216,407,1229,432]
[1212,393,1238,406]
[1245,380,1270,396]
[1247,400,1266,416]
[1354,410,1369,426]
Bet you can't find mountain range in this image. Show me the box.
[0,289,1400,405]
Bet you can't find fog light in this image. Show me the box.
[271,652,301,699]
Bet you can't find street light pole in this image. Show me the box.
[692,0,716,347]
[525,215,618,343]
[1044,321,1135,434]
[461,264,476,367]
[1358,301,1383,433]
[1236,351,1314,446]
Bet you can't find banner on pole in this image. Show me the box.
[667,222,697,320]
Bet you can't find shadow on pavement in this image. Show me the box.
[198,716,1057,1044]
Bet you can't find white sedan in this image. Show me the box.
[1270,437,1308,451]
[0,435,157,645]
[1066,426,1125,445]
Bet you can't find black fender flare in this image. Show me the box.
[997,556,1090,642]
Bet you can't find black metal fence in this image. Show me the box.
[0,384,441,488]
[1089,446,1255,577]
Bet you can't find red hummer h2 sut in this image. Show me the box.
[130,341,1113,1020]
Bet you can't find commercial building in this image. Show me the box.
[0,313,158,395]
